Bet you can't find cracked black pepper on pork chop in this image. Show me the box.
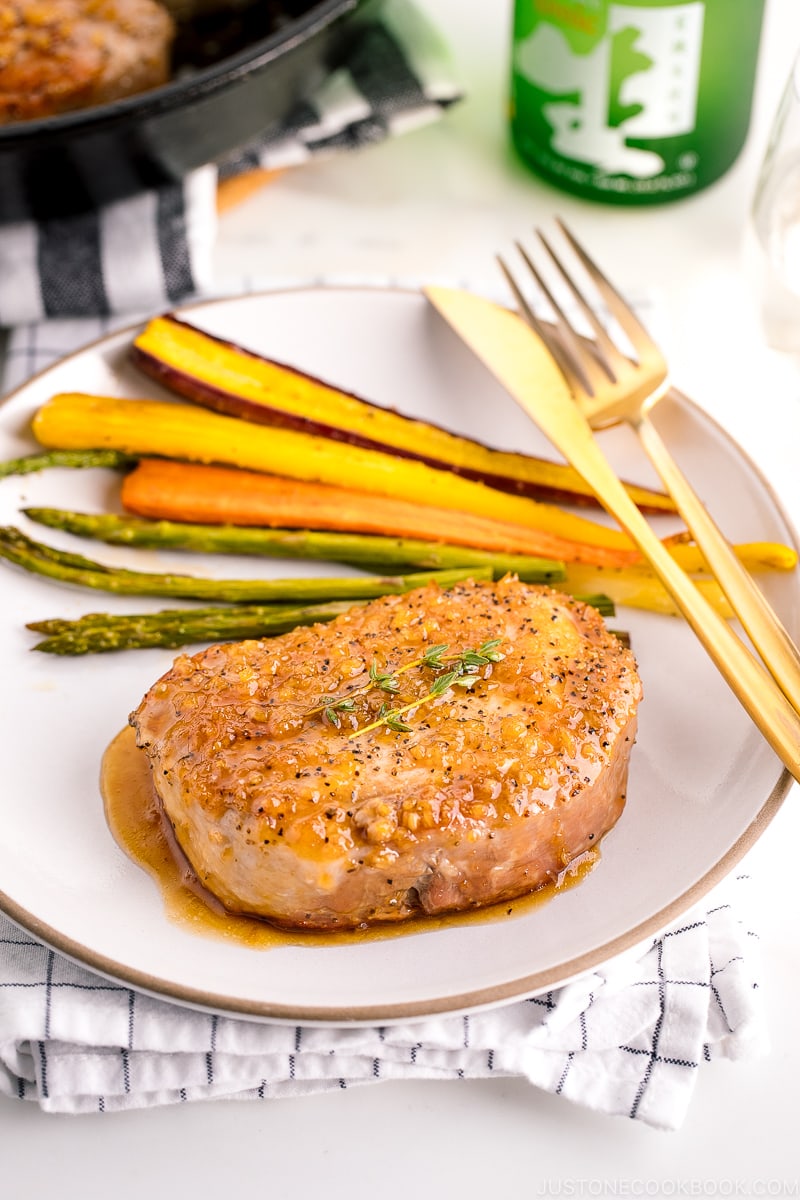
[130,577,642,930]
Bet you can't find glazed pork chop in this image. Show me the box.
[0,0,175,125]
[131,577,642,930]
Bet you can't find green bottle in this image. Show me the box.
[510,0,766,204]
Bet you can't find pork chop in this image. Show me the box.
[0,0,174,125]
[131,577,642,929]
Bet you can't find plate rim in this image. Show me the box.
[0,284,794,1024]
[0,779,786,1024]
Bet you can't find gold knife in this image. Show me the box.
[424,284,800,783]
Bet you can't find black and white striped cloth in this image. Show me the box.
[0,874,765,1127]
[0,0,462,327]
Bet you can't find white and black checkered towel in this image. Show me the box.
[0,874,765,1127]
[0,0,462,327]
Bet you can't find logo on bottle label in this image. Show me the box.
[514,2,705,178]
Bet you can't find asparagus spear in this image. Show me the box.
[0,449,135,479]
[27,600,359,655]
[22,508,567,583]
[27,587,617,639]
[27,591,616,655]
[0,526,492,602]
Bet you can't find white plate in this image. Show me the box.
[0,287,795,1023]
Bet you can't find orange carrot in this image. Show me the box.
[121,458,643,568]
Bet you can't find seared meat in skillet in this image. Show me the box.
[0,0,174,124]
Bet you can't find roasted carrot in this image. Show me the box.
[131,314,676,514]
[120,458,643,568]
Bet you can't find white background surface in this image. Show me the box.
[3,0,800,1192]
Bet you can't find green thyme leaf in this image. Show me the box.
[368,659,400,692]
[385,714,413,733]
[460,650,488,668]
[422,643,449,667]
[478,638,504,662]
[454,674,479,688]
[430,669,459,696]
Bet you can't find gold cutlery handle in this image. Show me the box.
[637,402,800,716]
[530,386,800,781]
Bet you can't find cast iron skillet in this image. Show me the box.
[0,0,373,224]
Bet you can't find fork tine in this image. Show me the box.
[512,241,613,397]
[555,217,660,359]
[495,254,587,397]
[536,228,630,373]
[507,242,614,398]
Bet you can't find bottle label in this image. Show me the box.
[513,1,707,197]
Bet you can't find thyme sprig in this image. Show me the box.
[347,638,504,739]
[310,638,504,734]
[310,642,449,724]
[321,697,356,729]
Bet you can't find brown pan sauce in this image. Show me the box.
[101,726,598,950]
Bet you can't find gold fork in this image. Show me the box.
[497,219,800,718]
[423,283,800,782]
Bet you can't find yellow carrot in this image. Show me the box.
[562,561,735,618]
[670,541,798,573]
[32,393,642,553]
